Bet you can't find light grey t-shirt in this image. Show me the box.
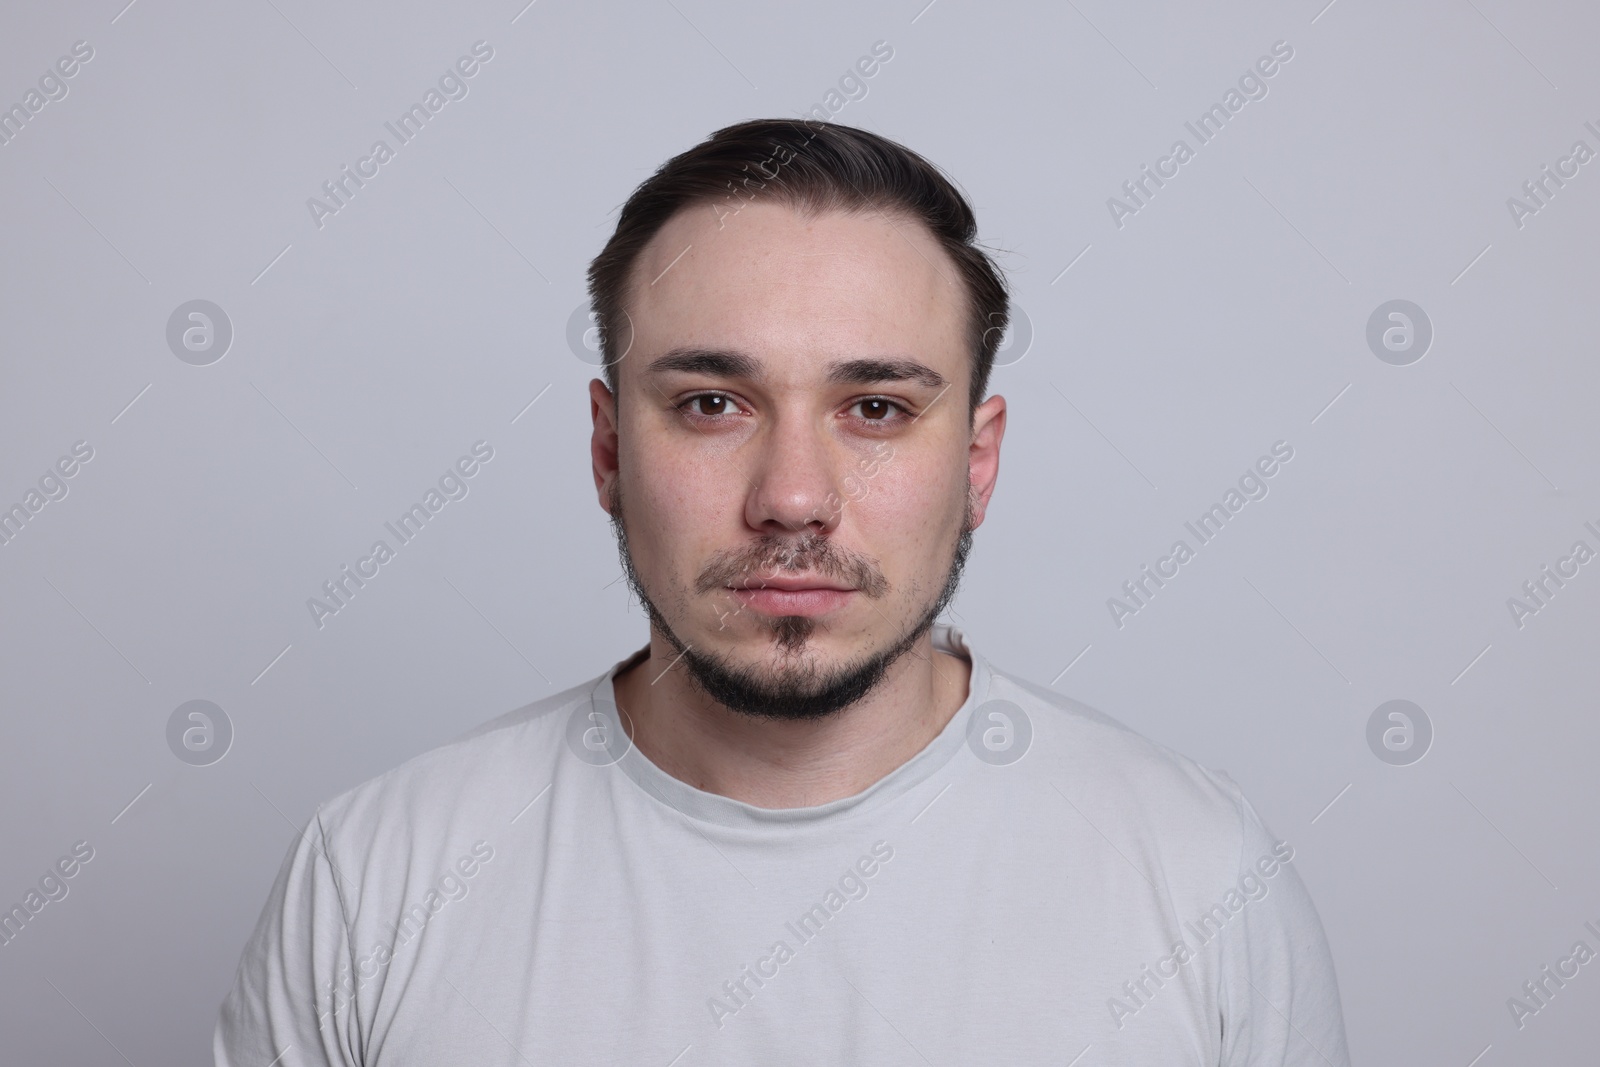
[215,624,1349,1065]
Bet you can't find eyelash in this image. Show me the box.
[675,392,912,427]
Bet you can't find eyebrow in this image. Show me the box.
[643,348,948,390]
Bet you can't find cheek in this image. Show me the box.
[620,444,728,578]
[851,458,966,566]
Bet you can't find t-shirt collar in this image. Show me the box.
[584,622,993,830]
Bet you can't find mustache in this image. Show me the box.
[695,533,889,598]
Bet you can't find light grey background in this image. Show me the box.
[1,0,1596,1062]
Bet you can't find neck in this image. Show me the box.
[611,629,972,809]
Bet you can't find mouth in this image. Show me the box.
[727,577,856,617]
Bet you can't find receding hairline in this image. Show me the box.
[629,193,955,284]
[611,195,974,388]
[586,118,1011,420]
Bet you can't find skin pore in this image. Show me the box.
[590,199,1006,809]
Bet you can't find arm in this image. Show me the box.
[1216,785,1351,1067]
[214,809,363,1067]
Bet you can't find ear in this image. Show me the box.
[590,377,620,514]
[966,394,1006,528]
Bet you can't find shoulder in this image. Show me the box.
[311,674,601,854]
[985,664,1261,864]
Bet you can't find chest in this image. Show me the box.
[353,799,1223,1065]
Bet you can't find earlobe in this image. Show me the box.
[967,394,1006,521]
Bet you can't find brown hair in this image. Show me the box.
[586,118,1009,418]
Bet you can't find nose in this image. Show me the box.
[743,410,846,538]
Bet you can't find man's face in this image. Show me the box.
[590,200,1005,721]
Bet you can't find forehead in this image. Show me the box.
[620,200,967,383]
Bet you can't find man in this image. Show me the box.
[216,119,1350,1065]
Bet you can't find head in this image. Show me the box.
[588,119,1008,721]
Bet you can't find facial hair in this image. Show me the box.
[608,479,974,722]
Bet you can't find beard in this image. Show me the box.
[608,479,975,722]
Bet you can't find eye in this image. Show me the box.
[678,393,741,420]
[848,397,908,422]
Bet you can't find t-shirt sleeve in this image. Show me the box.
[214,808,363,1067]
[1214,779,1351,1067]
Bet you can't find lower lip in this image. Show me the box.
[729,587,855,617]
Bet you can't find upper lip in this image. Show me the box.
[731,575,855,592]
